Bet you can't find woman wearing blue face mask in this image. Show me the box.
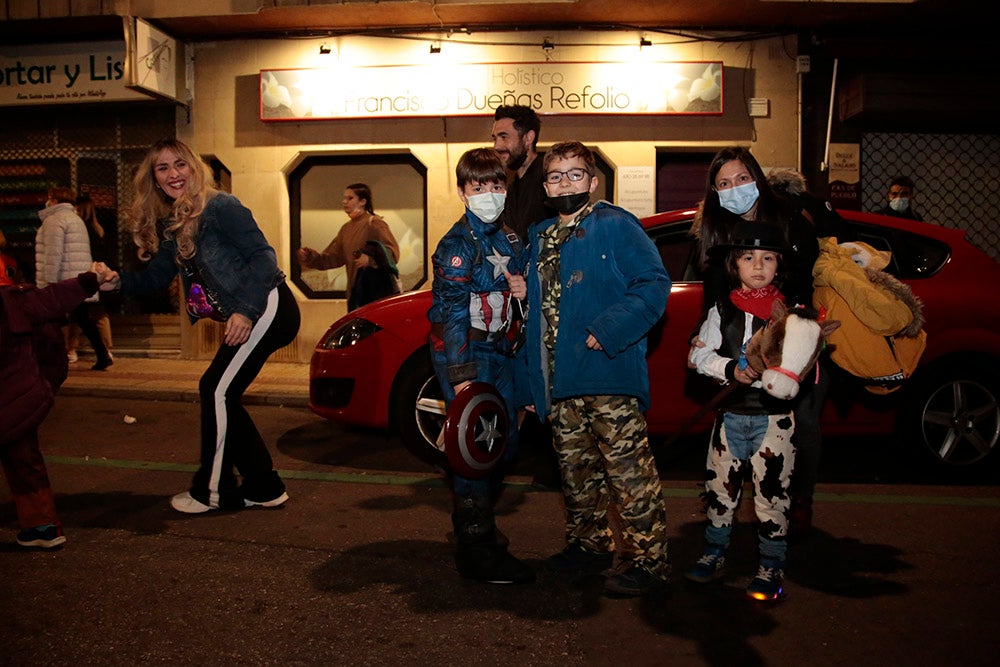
[689,147,825,541]
[691,147,818,318]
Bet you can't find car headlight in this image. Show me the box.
[320,318,383,350]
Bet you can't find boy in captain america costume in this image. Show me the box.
[427,147,533,584]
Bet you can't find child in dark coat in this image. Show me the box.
[0,270,103,548]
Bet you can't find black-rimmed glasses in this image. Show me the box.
[545,168,591,184]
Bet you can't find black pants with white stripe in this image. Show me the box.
[190,282,300,509]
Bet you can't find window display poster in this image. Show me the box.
[617,166,656,219]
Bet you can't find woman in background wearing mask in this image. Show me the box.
[689,146,824,539]
[297,182,400,310]
[691,147,818,313]
[426,147,532,586]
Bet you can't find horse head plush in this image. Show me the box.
[744,300,842,400]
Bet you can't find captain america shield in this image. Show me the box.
[442,381,509,479]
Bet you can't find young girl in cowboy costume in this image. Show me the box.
[685,219,798,602]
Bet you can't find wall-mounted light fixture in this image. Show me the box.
[542,39,554,53]
[639,37,652,48]
[429,42,441,54]
[318,43,331,55]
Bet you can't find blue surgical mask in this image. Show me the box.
[889,196,909,213]
[466,192,505,224]
[718,181,759,215]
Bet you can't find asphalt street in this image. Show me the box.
[2,392,999,666]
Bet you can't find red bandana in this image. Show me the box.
[729,284,785,320]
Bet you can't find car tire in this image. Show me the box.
[898,357,1000,469]
[390,351,448,468]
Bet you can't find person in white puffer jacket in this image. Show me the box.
[35,186,113,370]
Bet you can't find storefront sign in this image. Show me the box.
[261,61,723,121]
[828,142,861,210]
[0,41,149,106]
[124,17,183,103]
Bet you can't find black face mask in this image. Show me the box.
[544,192,591,215]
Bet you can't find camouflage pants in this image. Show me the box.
[703,411,796,560]
[551,395,670,578]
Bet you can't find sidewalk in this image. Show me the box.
[60,353,310,407]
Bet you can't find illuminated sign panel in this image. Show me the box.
[260,61,723,120]
[0,41,148,106]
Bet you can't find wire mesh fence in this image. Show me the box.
[863,132,1000,262]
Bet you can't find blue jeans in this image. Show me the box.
[431,341,519,499]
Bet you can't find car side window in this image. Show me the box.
[649,222,702,282]
[844,221,950,279]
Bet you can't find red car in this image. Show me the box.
[309,209,1000,470]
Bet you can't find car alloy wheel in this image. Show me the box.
[916,376,999,466]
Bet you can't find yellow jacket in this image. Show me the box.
[812,238,926,394]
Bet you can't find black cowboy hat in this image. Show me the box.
[707,220,791,259]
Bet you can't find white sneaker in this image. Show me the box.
[170,491,213,514]
[67,351,78,363]
[244,492,289,508]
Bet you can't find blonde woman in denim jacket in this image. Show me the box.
[101,140,300,514]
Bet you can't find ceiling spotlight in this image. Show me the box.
[639,37,652,48]
[429,42,441,54]
[318,43,331,55]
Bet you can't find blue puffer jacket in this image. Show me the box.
[121,193,285,324]
[520,201,671,416]
[427,212,526,384]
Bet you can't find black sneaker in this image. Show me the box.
[16,523,67,549]
[546,544,613,577]
[91,357,114,371]
[604,563,667,597]
[683,545,727,583]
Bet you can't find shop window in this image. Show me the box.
[288,153,427,299]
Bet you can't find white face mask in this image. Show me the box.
[717,181,759,215]
[466,192,506,224]
[889,196,910,213]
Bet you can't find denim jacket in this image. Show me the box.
[121,193,284,324]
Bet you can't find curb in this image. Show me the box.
[59,385,310,408]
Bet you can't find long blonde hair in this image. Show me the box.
[130,139,216,262]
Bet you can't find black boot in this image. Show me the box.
[452,496,535,585]
[788,495,814,541]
